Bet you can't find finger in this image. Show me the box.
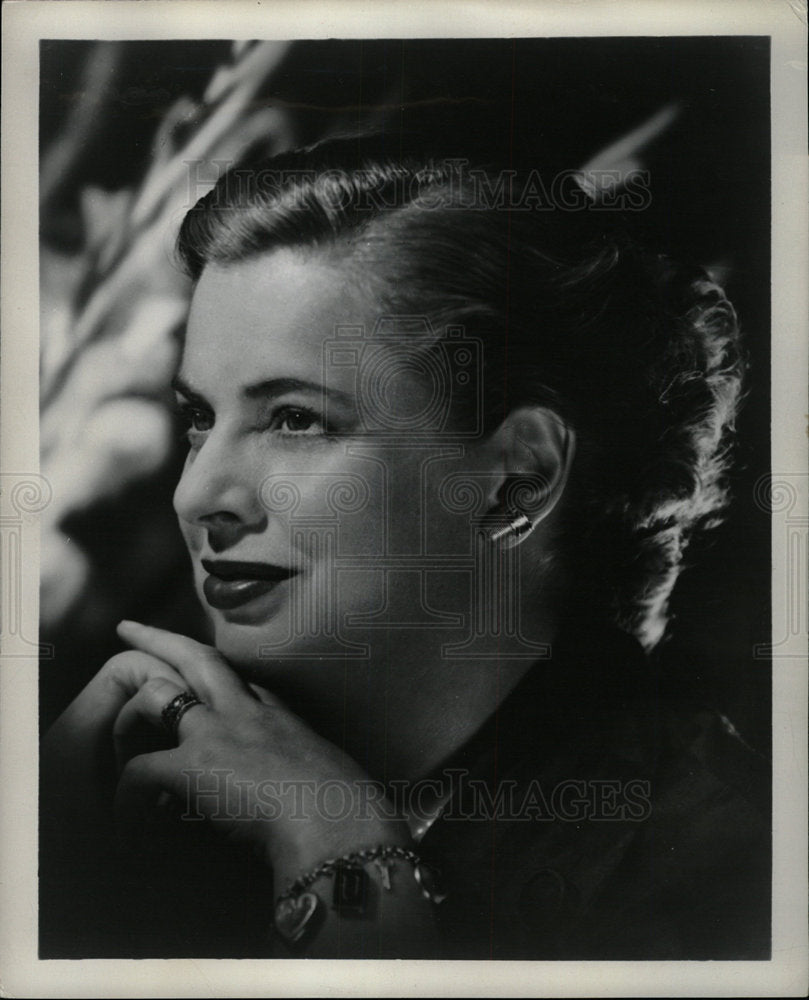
[49,650,189,743]
[113,675,209,771]
[114,750,186,853]
[104,650,189,700]
[117,620,247,706]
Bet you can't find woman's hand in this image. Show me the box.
[39,640,204,955]
[41,619,438,956]
[112,620,412,880]
[40,644,189,852]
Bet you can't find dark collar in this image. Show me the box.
[427,623,659,786]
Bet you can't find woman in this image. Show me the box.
[40,135,769,959]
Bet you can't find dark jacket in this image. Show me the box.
[418,626,771,959]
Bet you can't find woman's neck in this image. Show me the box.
[255,627,555,787]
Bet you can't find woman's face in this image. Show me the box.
[173,248,485,677]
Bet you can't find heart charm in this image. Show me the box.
[414,862,447,904]
[274,892,320,946]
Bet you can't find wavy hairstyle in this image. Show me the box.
[177,135,744,650]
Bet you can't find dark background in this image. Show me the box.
[39,37,771,755]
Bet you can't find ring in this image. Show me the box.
[161,690,204,741]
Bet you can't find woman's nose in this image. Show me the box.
[173,432,268,537]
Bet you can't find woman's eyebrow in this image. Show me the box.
[171,373,207,404]
[243,377,354,406]
[170,373,354,407]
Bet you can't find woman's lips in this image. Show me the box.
[201,559,296,611]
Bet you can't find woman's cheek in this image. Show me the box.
[179,518,205,557]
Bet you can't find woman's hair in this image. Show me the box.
[177,135,744,651]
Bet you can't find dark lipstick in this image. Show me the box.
[201,559,296,611]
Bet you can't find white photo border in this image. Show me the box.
[2,1,807,996]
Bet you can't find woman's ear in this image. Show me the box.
[480,406,576,544]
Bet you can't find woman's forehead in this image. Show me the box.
[190,250,368,335]
[183,250,374,374]
[180,250,440,417]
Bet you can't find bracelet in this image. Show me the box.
[273,844,446,947]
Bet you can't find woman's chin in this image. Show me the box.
[209,613,338,682]
[212,615,289,666]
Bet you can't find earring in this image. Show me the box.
[490,510,533,544]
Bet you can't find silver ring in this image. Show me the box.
[161,690,203,741]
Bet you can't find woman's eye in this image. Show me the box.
[188,408,214,432]
[272,406,326,436]
[176,403,214,444]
